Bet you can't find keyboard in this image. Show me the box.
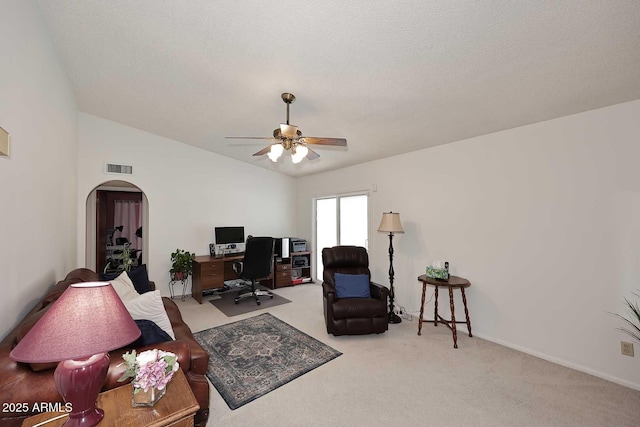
[224,252,244,257]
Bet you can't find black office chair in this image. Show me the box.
[234,236,275,305]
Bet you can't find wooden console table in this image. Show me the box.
[22,369,199,427]
[417,274,473,348]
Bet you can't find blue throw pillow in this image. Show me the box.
[131,319,172,347]
[127,264,152,294]
[334,273,371,298]
[101,264,152,294]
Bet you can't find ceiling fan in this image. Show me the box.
[226,93,347,163]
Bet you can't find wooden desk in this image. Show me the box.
[191,254,244,303]
[417,274,472,348]
[191,252,313,303]
[22,369,199,427]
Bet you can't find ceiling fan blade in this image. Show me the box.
[306,146,320,160]
[226,136,274,140]
[252,145,274,156]
[299,137,347,146]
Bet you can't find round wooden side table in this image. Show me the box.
[417,274,472,348]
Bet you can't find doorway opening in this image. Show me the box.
[85,180,149,274]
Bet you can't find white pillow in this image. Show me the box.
[123,290,175,340]
[108,271,139,302]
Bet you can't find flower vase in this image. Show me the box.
[132,385,165,407]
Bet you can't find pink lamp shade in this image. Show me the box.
[10,282,141,427]
[11,282,140,362]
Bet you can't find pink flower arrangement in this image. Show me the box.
[118,349,180,393]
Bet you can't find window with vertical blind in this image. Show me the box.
[315,193,369,281]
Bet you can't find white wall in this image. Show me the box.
[77,113,297,295]
[3,0,638,391]
[0,1,78,336]
[296,99,640,390]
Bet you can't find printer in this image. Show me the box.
[290,238,307,253]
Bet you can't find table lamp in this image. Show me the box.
[378,211,404,324]
[10,282,141,427]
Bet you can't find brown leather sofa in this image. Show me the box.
[0,268,210,427]
[322,246,389,335]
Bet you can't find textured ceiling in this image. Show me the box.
[37,1,640,177]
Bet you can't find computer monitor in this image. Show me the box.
[214,226,245,245]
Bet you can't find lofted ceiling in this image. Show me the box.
[36,1,640,177]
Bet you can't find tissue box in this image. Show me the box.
[426,266,449,280]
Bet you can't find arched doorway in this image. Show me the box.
[85,180,149,273]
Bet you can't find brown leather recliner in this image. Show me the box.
[322,246,389,335]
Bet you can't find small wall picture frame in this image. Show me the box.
[0,127,10,157]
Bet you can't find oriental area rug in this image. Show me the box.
[193,313,341,409]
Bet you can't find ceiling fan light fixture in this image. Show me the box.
[291,153,303,164]
[296,144,308,158]
[291,145,308,164]
[267,143,284,162]
[227,93,347,164]
[280,124,298,139]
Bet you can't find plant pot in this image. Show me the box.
[132,385,165,407]
[173,271,185,281]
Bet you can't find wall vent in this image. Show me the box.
[105,163,133,175]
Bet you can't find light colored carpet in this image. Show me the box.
[176,284,640,427]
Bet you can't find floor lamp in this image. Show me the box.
[378,211,404,324]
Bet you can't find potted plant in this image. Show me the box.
[170,249,195,281]
[613,290,640,343]
[121,245,133,272]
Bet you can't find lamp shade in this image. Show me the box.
[377,212,404,233]
[10,282,140,363]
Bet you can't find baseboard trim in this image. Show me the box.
[461,328,640,392]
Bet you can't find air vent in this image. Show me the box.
[105,163,133,175]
